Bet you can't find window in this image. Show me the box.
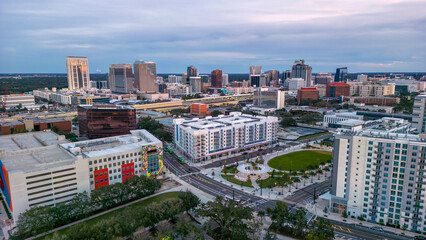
[89,161,92,165]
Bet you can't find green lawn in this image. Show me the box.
[297,131,330,141]
[39,192,180,239]
[221,174,253,188]
[268,150,332,171]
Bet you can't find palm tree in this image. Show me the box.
[302,174,309,186]
[258,211,265,224]
[316,169,323,180]
[309,171,316,183]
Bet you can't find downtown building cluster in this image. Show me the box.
[173,112,278,162]
[0,130,163,219]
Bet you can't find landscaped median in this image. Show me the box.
[268,150,332,171]
[221,174,253,188]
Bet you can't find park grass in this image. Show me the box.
[297,131,330,141]
[221,174,253,188]
[268,150,332,171]
[39,192,180,240]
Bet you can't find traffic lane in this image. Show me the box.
[183,174,262,203]
[286,179,331,202]
[163,156,187,176]
[330,220,411,240]
[196,174,263,202]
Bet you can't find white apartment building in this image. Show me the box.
[167,75,183,84]
[349,83,395,97]
[412,94,426,134]
[357,74,368,82]
[331,118,426,231]
[288,78,305,91]
[0,94,35,109]
[323,112,364,127]
[253,88,285,109]
[225,87,254,95]
[173,112,278,162]
[0,130,163,220]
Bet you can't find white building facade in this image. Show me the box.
[323,112,364,127]
[288,78,305,91]
[173,112,278,162]
[331,120,426,231]
[66,56,90,90]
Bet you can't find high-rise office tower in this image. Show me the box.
[315,73,333,85]
[187,65,198,84]
[211,69,223,88]
[335,67,348,82]
[222,74,229,87]
[291,60,312,87]
[133,60,157,92]
[282,70,291,81]
[108,64,134,93]
[265,70,279,86]
[189,76,202,93]
[66,56,90,90]
[249,66,262,87]
[250,66,262,75]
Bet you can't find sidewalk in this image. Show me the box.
[305,198,418,238]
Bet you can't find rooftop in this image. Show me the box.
[176,112,277,131]
[328,82,350,86]
[60,130,160,158]
[0,131,68,153]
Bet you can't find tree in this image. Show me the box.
[173,215,204,240]
[40,105,47,111]
[266,202,290,232]
[280,117,296,127]
[290,208,308,237]
[178,190,200,214]
[305,217,334,240]
[258,211,265,224]
[211,110,222,117]
[264,230,277,240]
[137,117,172,142]
[198,196,254,240]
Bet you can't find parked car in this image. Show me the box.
[370,227,384,232]
[414,236,426,240]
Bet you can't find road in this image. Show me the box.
[164,145,411,240]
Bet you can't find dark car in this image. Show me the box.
[415,236,426,240]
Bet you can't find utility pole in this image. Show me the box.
[260,179,263,196]
[313,187,316,204]
[233,190,235,201]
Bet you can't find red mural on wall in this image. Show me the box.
[121,162,134,183]
[94,168,109,189]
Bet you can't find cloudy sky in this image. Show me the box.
[0,0,425,74]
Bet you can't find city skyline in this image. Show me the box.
[0,0,425,74]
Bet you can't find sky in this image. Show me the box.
[0,0,425,74]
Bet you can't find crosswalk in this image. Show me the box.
[335,232,361,240]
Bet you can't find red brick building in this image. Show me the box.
[211,69,223,88]
[326,82,350,97]
[191,103,208,116]
[297,88,319,105]
[350,97,400,106]
[0,117,71,135]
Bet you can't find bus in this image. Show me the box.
[165,146,173,154]
[177,157,184,164]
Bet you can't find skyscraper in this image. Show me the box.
[108,64,133,93]
[265,70,279,86]
[134,60,157,93]
[189,76,202,93]
[249,66,262,75]
[249,66,262,87]
[211,69,223,88]
[187,65,198,84]
[412,94,426,133]
[66,56,90,90]
[335,67,348,82]
[222,73,229,87]
[291,60,312,87]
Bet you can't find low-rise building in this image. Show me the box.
[297,88,319,104]
[0,130,163,220]
[0,117,71,135]
[0,94,35,109]
[323,111,364,127]
[173,112,278,162]
[326,82,350,97]
[78,105,136,139]
[191,103,208,116]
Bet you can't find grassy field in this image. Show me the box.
[268,150,332,171]
[39,192,180,239]
[297,131,330,141]
[221,174,253,188]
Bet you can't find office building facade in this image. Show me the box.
[66,56,90,90]
[253,89,285,109]
[108,64,134,93]
[335,67,348,82]
[297,88,319,105]
[211,69,223,88]
[173,112,278,162]
[187,65,198,84]
[134,60,157,92]
[0,94,35,109]
[326,82,350,97]
[288,78,305,91]
[78,105,136,139]
[291,60,312,87]
[189,77,202,93]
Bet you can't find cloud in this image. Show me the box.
[0,0,425,73]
